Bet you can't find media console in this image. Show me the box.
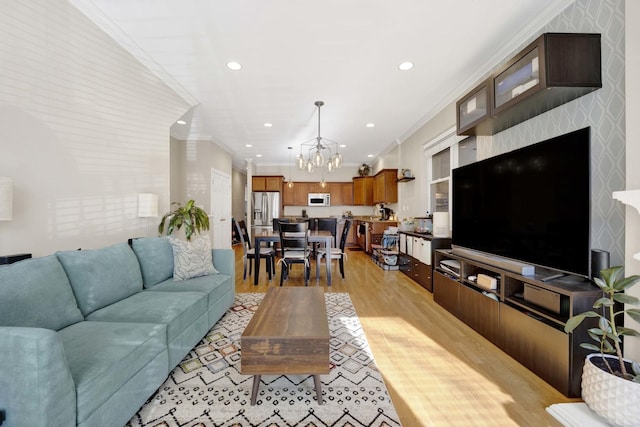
[433,249,601,397]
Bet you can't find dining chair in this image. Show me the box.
[316,219,352,283]
[278,221,311,286]
[315,217,337,256]
[272,218,291,255]
[233,218,275,281]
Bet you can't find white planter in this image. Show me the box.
[581,353,640,427]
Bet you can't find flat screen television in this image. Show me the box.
[452,127,591,277]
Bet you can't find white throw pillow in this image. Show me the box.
[168,235,218,281]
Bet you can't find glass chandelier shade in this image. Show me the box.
[312,147,325,167]
[295,101,344,174]
[305,160,315,173]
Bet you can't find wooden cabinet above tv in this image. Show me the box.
[457,33,601,136]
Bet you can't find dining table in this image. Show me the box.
[253,229,335,286]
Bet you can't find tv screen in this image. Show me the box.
[452,127,591,277]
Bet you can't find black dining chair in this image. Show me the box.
[316,219,352,282]
[315,217,337,256]
[278,221,312,286]
[233,218,275,281]
[272,218,291,255]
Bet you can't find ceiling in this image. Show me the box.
[72,0,573,170]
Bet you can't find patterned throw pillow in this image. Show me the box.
[168,235,218,281]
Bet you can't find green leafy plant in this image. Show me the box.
[565,266,640,382]
[158,199,210,241]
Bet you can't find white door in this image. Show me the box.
[210,168,232,249]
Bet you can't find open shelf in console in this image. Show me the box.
[435,249,504,298]
[502,270,598,326]
[461,262,503,298]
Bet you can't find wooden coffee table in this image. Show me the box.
[241,287,330,405]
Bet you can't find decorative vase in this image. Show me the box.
[581,353,640,427]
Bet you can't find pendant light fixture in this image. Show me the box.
[287,146,294,188]
[296,101,343,174]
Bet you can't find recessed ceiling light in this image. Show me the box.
[226,61,242,71]
[264,123,272,127]
[245,144,253,148]
[366,123,375,128]
[176,120,186,125]
[339,144,346,148]
[256,154,262,158]
[367,154,374,158]
[398,61,414,71]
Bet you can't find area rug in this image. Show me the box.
[126,292,402,427]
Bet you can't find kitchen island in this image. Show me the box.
[350,218,398,253]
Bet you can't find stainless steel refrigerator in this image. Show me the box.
[251,192,281,228]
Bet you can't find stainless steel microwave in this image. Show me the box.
[308,193,330,207]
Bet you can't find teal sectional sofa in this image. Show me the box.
[0,237,235,427]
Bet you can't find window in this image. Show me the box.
[431,148,450,213]
[424,129,475,218]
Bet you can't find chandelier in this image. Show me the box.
[296,101,343,173]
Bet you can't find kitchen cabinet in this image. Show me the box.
[329,182,353,206]
[345,220,357,246]
[294,183,313,206]
[282,184,295,206]
[252,176,283,192]
[354,221,367,252]
[283,181,352,206]
[352,177,374,206]
[457,33,601,136]
[373,169,398,204]
[337,218,357,248]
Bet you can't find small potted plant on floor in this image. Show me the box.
[158,199,210,241]
[564,266,640,427]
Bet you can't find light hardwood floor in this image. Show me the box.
[233,245,577,426]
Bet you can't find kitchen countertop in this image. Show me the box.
[399,229,451,239]
[347,216,398,223]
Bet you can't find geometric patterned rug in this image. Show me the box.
[126,292,402,426]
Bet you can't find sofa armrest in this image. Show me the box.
[0,327,76,427]
[212,249,235,280]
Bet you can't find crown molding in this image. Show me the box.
[69,0,199,107]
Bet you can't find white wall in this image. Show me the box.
[231,168,247,223]
[170,139,233,210]
[397,102,457,218]
[0,1,192,256]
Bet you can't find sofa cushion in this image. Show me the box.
[151,273,232,307]
[85,290,208,349]
[168,235,218,280]
[58,321,167,424]
[130,237,174,288]
[0,255,83,330]
[56,243,143,317]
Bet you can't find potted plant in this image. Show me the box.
[358,164,370,177]
[564,266,640,426]
[158,199,210,241]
